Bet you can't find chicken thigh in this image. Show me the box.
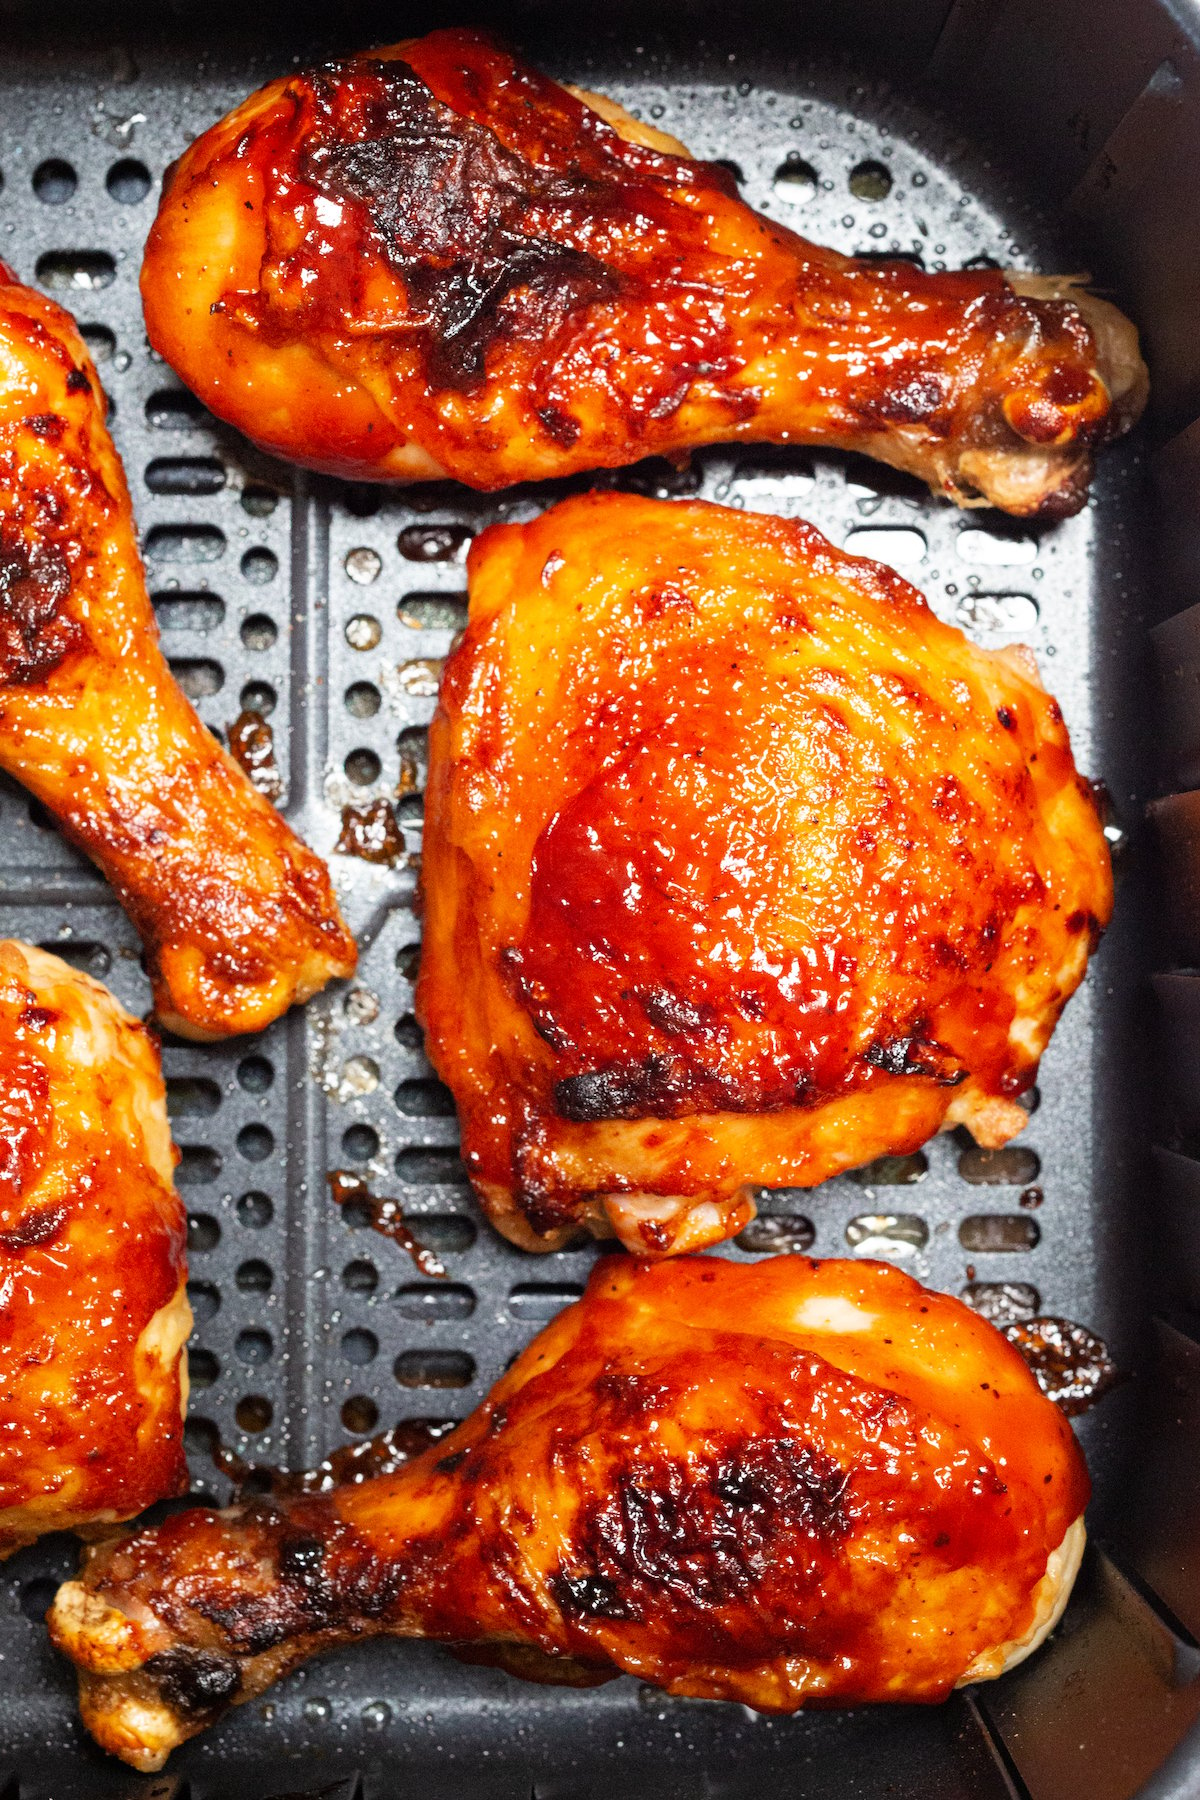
[0,267,356,1039]
[0,940,190,1557]
[49,1254,1089,1771]
[140,28,1146,515]
[417,494,1112,1255]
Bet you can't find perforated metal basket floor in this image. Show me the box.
[0,10,1178,1799]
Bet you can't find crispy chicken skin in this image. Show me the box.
[49,1255,1089,1771]
[0,940,190,1558]
[416,494,1112,1256]
[0,267,356,1038]
[139,29,1146,516]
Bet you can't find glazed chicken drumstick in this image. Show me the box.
[50,1255,1088,1771]
[417,493,1112,1256]
[141,28,1145,514]
[0,267,356,1039]
[0,940,190,1557]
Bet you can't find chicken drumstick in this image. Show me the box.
[0,940,190,1557]
[0,268,356,1038]
[49,1254,1088,1771]
[141,28,1145,514]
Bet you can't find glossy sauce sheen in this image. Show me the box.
[49,1257,1089,1771]
[0,268,356,1039]
[0,941,189,1555]
[416,493,1112,1254]
[140,29,1144,514]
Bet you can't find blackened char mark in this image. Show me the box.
[0,531,77,685]
[300,58,621,392]
[144,1647,242,1720]
[862,1034,967,1085]
[574,1433,852,1618]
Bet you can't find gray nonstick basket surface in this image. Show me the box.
[2,1,1200,1795]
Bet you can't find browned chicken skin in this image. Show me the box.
[0,267,357,1038]
[49,1255,1089,1771]
[416,493,1113,1256]
[140,29,1146,514]
[0,940,190,1557]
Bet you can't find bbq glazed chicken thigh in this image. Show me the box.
[50,1256,1089,1771]
[141,29,1146,516]
[0,940,190,1557]
[0,268,356,1039]
[417,494,1112,1256]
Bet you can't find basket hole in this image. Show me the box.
[166,1076,221,1119]
[235,1258,273,1294]
[956,528,1037,567]
[955,592,1039,640]
[845,526,926,568]
[345,546,382,585]
[396,793,424,824]
[397,592,468,631]
[398,523,472,563]
[341,483,383,518]
[235,1395,273,1433]
[396,1147,467,1187]
[187,1280,221,1322]
[79,322,115,362]
[342,1395,379,1434]
[345,681,382,719]
[237,1054,274,1093]
[345,613,382,651]
[145,455,225,496]
[508,1282,584,1320]
[237,1190,273,1229]
[37,248,115,291]
[394,1077,456,1118]
[239,679,276,716]
[772,156,817,204]
[152,590,225,632]
[106,157,151,204]
[146,387,208,430]
[845,1213,928,1256]
[145,524,225,564]
[342,1124,380,1162]
[958,1144,1041,1186]
[339,1055,379,1097]
[187,1212,220,1253]
[395,1282,476,1321]
[961,1280,1041,1325]
[396,944,421,982]
[185,1416,220,1459]
[413,1214,477,1254]
[33,159,78,204]
[345,748,381,787]
[237,1124,274,1163]
[241,547,278,585]
[20,1578,59,1623]
[235,1328,272,1366]
[341,1327,378,1365]
[736,1214,815,1254]
[177,1146,221,1186]
[188,1347,219,1389]
[394,1349,475,1389]
[241,612,277,652]
[241,484,280,518]
[342,1258,378,1294]
[848,158,892,200]
[169,658,225,699]
[850,1151,928,1186]
[959,1213,1040,1253]
[394,657,442,697]
[37,938,110,977]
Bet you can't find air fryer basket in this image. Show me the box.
[1,0,1198,1793]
